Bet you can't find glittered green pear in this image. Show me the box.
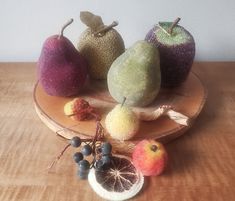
[107,40,161,107]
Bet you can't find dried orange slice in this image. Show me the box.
[88,154,144,200]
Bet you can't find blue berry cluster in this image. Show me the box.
[70,136,112,179]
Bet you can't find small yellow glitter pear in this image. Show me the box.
[105,99,140,141]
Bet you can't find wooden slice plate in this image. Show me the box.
[33,72,207,152]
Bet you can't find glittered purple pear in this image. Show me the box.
[37,19,88,97]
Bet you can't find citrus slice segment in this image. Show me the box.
[88,155,144,201]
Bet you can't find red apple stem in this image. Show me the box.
[59,18,74,39]
[151,145,158,152]
[168,17,181,35]
[93,21,118,37]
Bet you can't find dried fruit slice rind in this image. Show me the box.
[88,155,144,200]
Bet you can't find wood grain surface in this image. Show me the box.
[0,62,235,201]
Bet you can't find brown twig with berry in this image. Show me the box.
[47,121,112,179]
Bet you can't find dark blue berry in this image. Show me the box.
[70,136,81,147]
[78,159,90,171]
[101,142,112,155]
[73,152,84,163]
[77,169,88,179]
[81,144,92,156]
[102,155,112,165]
[95,159,104,170]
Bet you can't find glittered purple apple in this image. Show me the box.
[145,18,195,87]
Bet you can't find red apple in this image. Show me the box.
[132,140,168,176]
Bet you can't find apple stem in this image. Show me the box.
[93,21,118,37]
[121,97,127,108]
[168,17,181,35]
[151,145,158,152]
[59,18,74,39]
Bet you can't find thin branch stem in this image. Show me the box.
[47,143,71,172]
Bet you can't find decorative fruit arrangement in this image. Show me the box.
[37,14,197,200]
[145,17,195,87]
[49,122,145,200]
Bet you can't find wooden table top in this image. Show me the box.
[0,62,235,201]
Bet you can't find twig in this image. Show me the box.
[47,143,71,172]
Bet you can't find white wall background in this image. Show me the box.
[0,0,235,61]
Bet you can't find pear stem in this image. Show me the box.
[121,97,127,108]
[59,18,74,39]
[93,21,118,37]
[168,17,181,35]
